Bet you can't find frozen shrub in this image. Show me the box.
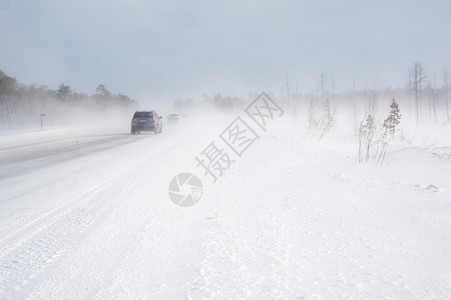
[377,97,402,165]
[358,97,402,165]
[318,98,337,140]
[307,99,318,130]
[358,114,375,163]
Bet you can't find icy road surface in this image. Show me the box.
[0,120,450,299]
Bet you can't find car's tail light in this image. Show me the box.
[132,119,137,122]
[149,119,155,122]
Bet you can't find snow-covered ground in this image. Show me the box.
[0,113,450,299]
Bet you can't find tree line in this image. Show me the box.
[0,70,138,132]
[283,62,450,127]
[172,62,449,127]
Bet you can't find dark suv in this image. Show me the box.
[131,111,163,134]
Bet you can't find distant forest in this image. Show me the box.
[174,62,450,128]
[0,70,138,132]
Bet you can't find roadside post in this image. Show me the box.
[41,113,46,131]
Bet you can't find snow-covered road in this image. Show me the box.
[0,124,207,298]
[1,120,450,299]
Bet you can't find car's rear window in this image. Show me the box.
[134,112,153,118]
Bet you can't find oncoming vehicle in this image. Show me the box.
[167,113,182,124]
[131,110,163,134]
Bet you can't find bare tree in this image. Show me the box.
[409,62,427,125]
[351,80,359,135]
[331,76,336,101]
[406,69,413,114]
[307,99,318,130]
[285,74,297,122]
[319,73,327,100]
[367,89,378,117]
[430,72,438,123]
[444,66,450,123]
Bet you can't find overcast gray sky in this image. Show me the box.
[1,0,450,104]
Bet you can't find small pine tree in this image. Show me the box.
[383,97,402,139]
[376,97,402,165]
